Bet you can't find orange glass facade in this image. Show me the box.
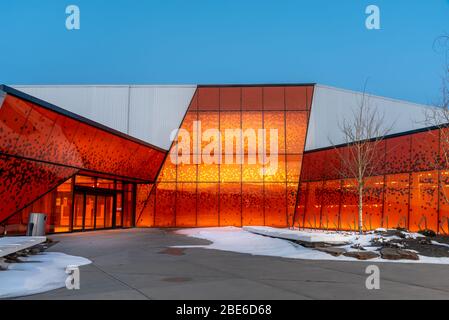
[4,84,449,235]
[138,85,314,228]
[5,176,137,234]
[4,178,74,234]
[297,129,449,233]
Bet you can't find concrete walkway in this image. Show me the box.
[19,228,449,300]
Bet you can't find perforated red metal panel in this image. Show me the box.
[0,94,166,181]
[0,88,166,225]
[298,126,449,233]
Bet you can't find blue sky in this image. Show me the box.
[0,0,448,104]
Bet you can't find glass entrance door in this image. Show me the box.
[73,193,84,231]
[96,195,106,229]
[72,192,116,231]
[95,195,114,229]
[105,195,113,228]
[85,194,95,230]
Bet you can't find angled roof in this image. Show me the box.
[305,84,432,151]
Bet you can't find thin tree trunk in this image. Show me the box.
[358,184,363,234]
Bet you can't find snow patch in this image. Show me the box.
[431,241,449,248]
[0,237,46,258]
[175,227,449,265]
[175,227,339,260]
[0,252,91,299]
[243,226,349,244]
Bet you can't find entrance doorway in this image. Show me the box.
[73,191,116,231]
[70,175,135,232]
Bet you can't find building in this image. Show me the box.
[1,83,444,235]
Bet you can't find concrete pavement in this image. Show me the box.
[19,228,449,300]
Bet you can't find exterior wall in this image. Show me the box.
[13,85,197,150]
[136,184,155,227]
[0,86,165,226]
[305,85,431,151]
[296,128,449,233]
[138,85,314,228]
[0,91,166,182]
[3,176,138,235]
[3,83,440,234]
[4,178,74,235]
[0,154,77,226]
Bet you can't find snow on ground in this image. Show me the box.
[0,253,91,299]
[432,241,449,248]
[243,226,421,252]
[0,237,46,258]
[243,226,349,244]
[175,227,449,265]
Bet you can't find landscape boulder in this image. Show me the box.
[0,258,8,271]
[343,251,380,260]
[418,237,433,245]
[315,247,346,257]
[380,248,419,261]
[350,244,366,251]
[418,229,437,238]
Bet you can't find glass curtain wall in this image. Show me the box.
[140,85,314,228]
[297,129,445,233]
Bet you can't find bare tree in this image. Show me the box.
[423,35,449,232]
[330,87,393,234]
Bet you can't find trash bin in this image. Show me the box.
[27,213,47,236]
